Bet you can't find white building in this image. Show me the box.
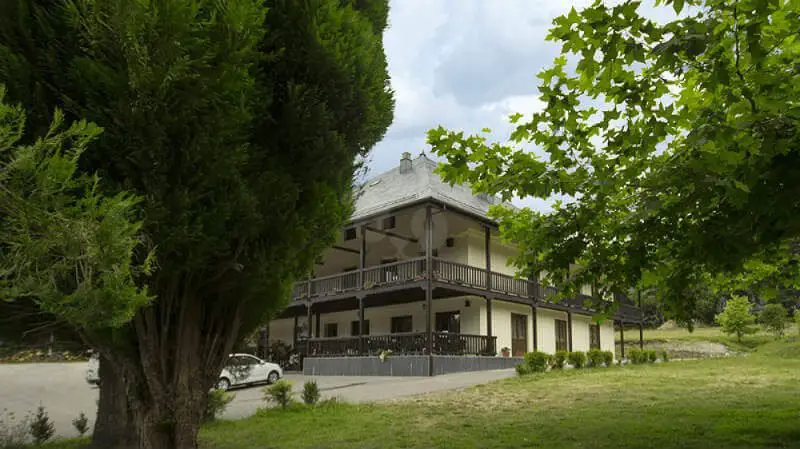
[266,153,642,376]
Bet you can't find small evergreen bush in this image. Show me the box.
[660,350,669,362]
[515,363,531,376]
[586,349,604,368]
[264,380,294,409]
[72,412,90,436]
[205,389,235,422]
[567,351,586,369]
[29,405,54,445]
[552,351,568,369]
[647,350,657,363]
[523,351,549,373]
[302,381,320,406]
[629,348,647,364]
[602,351,614,366]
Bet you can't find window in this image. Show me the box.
[590,324,601,350]
[555,319,568,352]
[391,315,413,333]
[324,322,338,338]
[350,320,370,336]
[435,311,461,333]
[382,216,396,229]
[344,228,357,241]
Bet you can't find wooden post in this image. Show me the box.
[486,296,493,353]
[567,310,573,352]
[620,321,625,360]
[293,315,299,350]
[306,303,312,355]
[359,296,365,355]
[531,305,538,351]
[639,323,644,350]
[485,225,493,354]
[425,205,433,371]
[485,226,492,291]
[359,225,367,288]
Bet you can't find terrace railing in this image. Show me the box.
[291,257,642,321]
[305,332,497,357]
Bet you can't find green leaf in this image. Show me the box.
[673,0,685,14]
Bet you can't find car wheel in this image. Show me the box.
[267,371,279,384]
[216,377,231,391]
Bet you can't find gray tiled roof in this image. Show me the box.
[351,153,512,223]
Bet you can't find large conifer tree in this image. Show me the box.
[0,1,393,447]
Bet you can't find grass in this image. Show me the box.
[38,338,800,449]
[628,324,798,352]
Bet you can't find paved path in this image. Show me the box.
[0,362,514,438]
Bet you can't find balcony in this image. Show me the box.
[291,257,643,321]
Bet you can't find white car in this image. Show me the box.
[216,353,282,391]
[86,353,100,386]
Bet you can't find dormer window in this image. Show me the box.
[344,228,357,241]
[382,216,396,230]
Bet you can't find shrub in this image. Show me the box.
[716,295,757,342]
[205,389,235,422]
[647,350,657,363]
[629,348,647,364]
[523,351,549,373]
[660,350,669,362]
[515,363,531,376]
[72,412,90,436]
[264,380,294,409]
[760,304,788,339]
[29,405,54,445]
[302,381,320,406]
[0,408,31,448]
[602,351,614,366]
[567,351,586,369]
[586,349,604,368]
[318,397,341,407]
[552,351,568,369]
[796,312,800,334]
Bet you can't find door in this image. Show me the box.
[511,313,528,356]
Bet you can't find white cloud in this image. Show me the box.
[369,0,681,212]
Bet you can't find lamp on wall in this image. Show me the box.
[464,299,471,308]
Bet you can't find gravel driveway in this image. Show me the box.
[0,362,514,438]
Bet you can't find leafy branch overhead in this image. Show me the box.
[0,87,151,330]
[428,0,800,321]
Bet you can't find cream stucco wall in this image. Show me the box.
[269,299,616,360]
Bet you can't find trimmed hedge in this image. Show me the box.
[552,351,568,369]
[524,351,549,373]
[567,351,586,369]
[587,349,604,367]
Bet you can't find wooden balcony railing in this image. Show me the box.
[432,332,496,356]
[304,332,497,357]
[363,332,428,355]
[291,257,641,321]
[431,258,486,289]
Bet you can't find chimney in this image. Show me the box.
[399,151,412,173]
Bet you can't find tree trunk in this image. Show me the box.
[91,353,208,449]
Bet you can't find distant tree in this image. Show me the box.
[716,296,757,342]
[0,1,393,448]
[760,304,788,339]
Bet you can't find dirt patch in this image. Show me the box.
[647,341,729,359]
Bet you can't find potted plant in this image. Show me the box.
[500,347,511,357]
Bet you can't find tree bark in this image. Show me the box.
[89,292,240,449]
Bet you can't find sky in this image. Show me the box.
[367,0,678,211]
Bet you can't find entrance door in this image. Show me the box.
[511,314,528,356]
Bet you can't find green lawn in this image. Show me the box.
[44,338,800,449]
[628,325,798,352]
